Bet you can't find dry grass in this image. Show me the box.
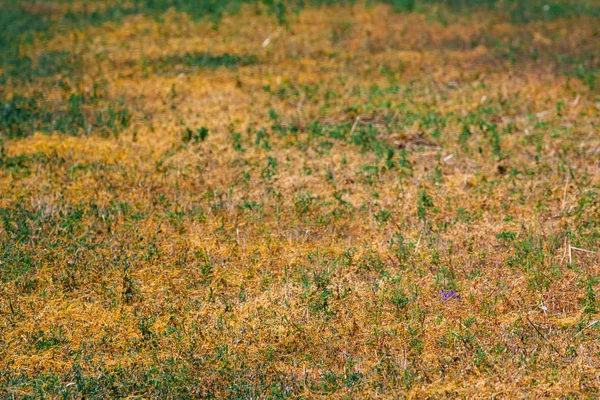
[1,1,600,398]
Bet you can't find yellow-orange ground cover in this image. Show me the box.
[1,2,600,397]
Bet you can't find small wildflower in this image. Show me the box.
[441,289,460,301]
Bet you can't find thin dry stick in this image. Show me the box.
[414,221,426,253]
[561,173,570,211]
[570,246,597,254]
[560,237,568,264]
[525,316,561,355]
[463,166,471,186]
[569,244,572,265]
[572,319,600,340]
[349,116,360,137]
[568,244,598,265]
[506,296,562,356]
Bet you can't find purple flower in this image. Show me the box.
[441,289,460,301]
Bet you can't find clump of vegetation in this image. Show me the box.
[155,52,258,74]
[1,0,599,398]
[0,91,131,138]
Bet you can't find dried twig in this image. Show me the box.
[524,316,561,355]
[349,116,360,137]
[572,319,600,340]
[568,244,598,265]
[561,173,570,211]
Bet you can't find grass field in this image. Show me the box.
[1,0,600,398]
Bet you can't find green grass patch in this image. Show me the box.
[0,92,131,138]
